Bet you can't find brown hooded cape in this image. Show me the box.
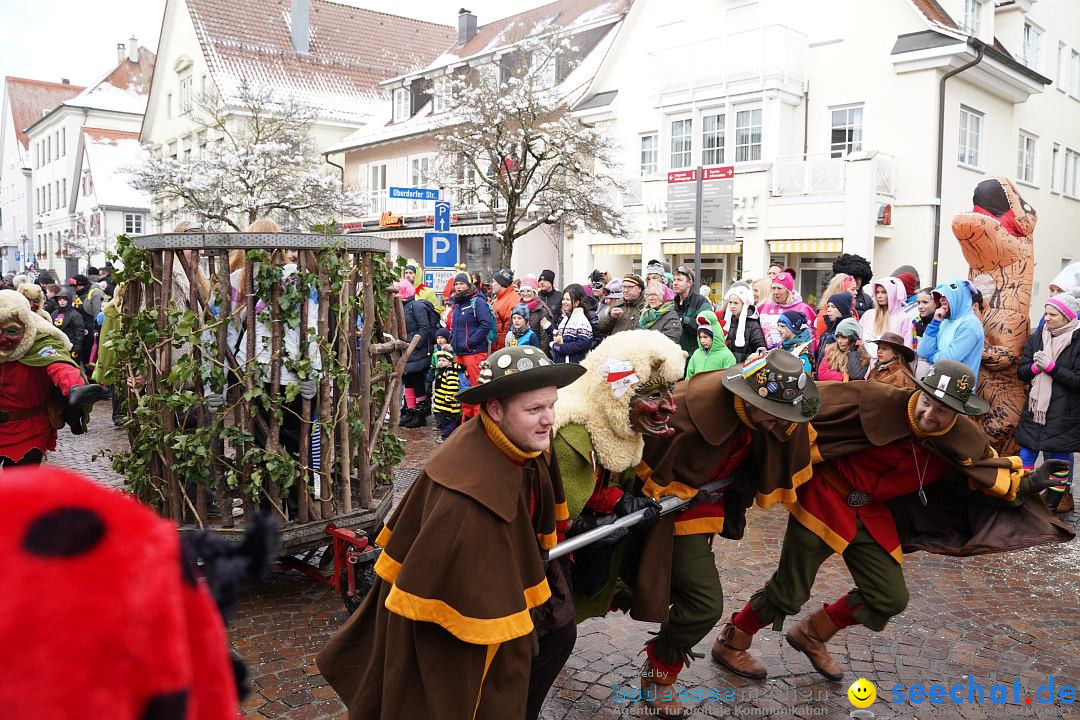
[315,418,571,720]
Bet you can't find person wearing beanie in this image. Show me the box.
[538,269,561,319]
[489,269,521,352]
[430,348,465,442]
[645,259,670,287]
[776,310,813,372]
[858,277,913,357]
[816,317,869,381]
[722,284,766,363]
[505,303,539,348]
[895,272,918,304]
[403,259,442,311]
[396,279,436,429]
[71,273,105,367]
[1016,293,1080,513]
[758,272,817,350]
[597,274,645,336]
[685,309,736,379]
[447,272,495,419]
[673,264,711,359]
[517,276,554,356]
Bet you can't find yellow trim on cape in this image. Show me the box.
[537,530,558,549]
[787,503,905,565]
[674,517,725,536]
[733,396,756,429]
[641,476,698,500]
[807,423,824,464]
[480,409,543,463]
[374,549,402,584]
[889,545,905,564]
[982,466,1022,501]
[756,459,814,508]
[554,501,569,523]
[382,577,552,645]
[376,525,392,547]
[472,643,502,720]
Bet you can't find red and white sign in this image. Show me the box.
[702,166,734,180]
[667,170,697,184]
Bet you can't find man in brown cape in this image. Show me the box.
[316,345,584,720]
[715,360,1073,682]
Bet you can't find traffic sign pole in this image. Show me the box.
[694,165,703,288]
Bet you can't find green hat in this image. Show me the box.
[720,348,820,423]
[914,360,988,416]
[457,346,585,404]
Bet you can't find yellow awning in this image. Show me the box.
[591,242,642,256]
[769,240,843,253]
[662,242,742,254]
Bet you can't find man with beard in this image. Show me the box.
[552,330,685,621]
[624,349,821,716]
[317,346,585,720]
[538,269,561,320]
[0,290,109,466]
[715,360,1072,682]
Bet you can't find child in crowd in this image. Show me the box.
[776,310,813,373]
[431,349,467,443]
[504,304,539,348]
[51,287,85,360]
[816,317,869,382]
[685,310,736,379]
[865,331,916,389]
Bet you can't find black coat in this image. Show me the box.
[402,297,435,375]
[724,314,767,363]
[51,305,85,357]
[1016,328,1080,453]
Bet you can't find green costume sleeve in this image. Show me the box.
[553,426,596,520]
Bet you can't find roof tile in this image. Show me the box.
[4,77,85,150]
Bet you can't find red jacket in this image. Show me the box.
[490,285,521,352]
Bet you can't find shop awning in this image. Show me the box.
[769,240,843,253]
[591,242,642,256]
[662,242,742,254]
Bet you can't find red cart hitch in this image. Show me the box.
[277,523,381,613]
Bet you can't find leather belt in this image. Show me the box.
[821,465,872,508]
[0,406,48,423]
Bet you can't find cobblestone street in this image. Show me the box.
[55,410,1080,719]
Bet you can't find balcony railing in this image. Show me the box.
[658,25,807,96]
[771,152,896,198]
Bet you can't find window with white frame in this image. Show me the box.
[735,107,762,162]
[393,88,411,122]
[829,104,863,158]
[433,76,453,113]
[409,156,431,209]
[532,52,558,90]
[124,213,144,235]
[1017,131,1037,184]
[1071,50,1080,98]
[61,127,66,156]
[1051,143,1061,193]
[1064,149,1080,199]
[962,0,982,35]
[701,113,725,165]
[179,73,194,113]
[1023,21,1042,70]
[455,154,480,207]
[369,163,388,213]
[957,106,983,167]
[640,134,658,176]
[1058,42,1068,91]
[670,119,692,169]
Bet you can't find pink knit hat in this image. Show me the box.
[1046,293,1079,321]
[772,271,794,293]
[519,275,539,291]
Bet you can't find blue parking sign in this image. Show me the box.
[424,232,459,268]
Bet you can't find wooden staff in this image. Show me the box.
[356,253,375,509]
[158,250,180,522]
[209,251,230,527]
[316,261,334,519]
[266,268,284,519]
[297,252,311,524]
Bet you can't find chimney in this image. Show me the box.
[61,78,70,85]
[458,8,477,45]
[128,36,139,63]
[117,42,126,64]
[292,0,310,54]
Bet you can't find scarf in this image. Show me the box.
[639,301,674,330]
[1029,319,1078,424]
[723,286,754,348]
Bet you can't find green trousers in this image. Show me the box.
[652,534,726,667]
[749,516,909,632]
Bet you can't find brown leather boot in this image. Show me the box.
[784,607,844,681]
[712,622,767,679]
[1058,490,1074,514]
[639,659,686,717]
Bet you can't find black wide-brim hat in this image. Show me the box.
[914,359,989,416]
[720,349,820,423]
[457,346,585,404]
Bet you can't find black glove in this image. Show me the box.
[67,384,110,407]
[614,494,662,521]
[1029,460,1071,494]
[566,512,627,547]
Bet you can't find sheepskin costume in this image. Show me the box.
[16,282,53,322]
[555,329,686,475]
[0,289,72,361]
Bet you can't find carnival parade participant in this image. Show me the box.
[715,361,1073,682]
[317,345,585,720]
[865,332,916,389]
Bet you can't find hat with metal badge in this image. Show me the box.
[457,346,585,404]
[914,359,988,416]
[720,348,820,423]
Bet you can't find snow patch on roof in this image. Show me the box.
[83,129,151,209]
[71,83,148,115]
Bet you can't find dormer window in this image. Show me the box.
[532,52,557,90]
[433,76,453,114]
[393,88,411,122]
[962,0,983,36]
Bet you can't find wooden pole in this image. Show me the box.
[210,252,231,527]
[188,248,207,526]
[266,271,284,519]
[158,250,180,522]
[297,252,311,524]
[316,261,334,519]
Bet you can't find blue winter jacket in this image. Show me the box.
[450,291,494,356]
[916,279,985,381]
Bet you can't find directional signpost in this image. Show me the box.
[666,165,735,284]
[434,201,451,232]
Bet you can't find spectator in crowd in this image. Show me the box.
[812,273,857,348]
[505,304,540,348]
[597,274,645,336]
[490,269,521,352]
[685,309,736,379]
[43,284,60,315]
[1016,293,1080,514]
[815,291,856,357]
[832,253,874,314]
[597,278,622,327]
[645,259,670,287]
[912,287,938,347]
[430,349,465,443]
[449,272,495,419]
[893,268,919,305]
[722,284,766,363]
[51,287,85,360]
[639,281,681,345]
[767,264,784,281]
[777,310,814,373]
[816,318,869,382]
[858,277,913,356]
[518,275,554,356]
[397,279,435,429]
[759,271,817,349]
[1048,262,1080,296]
[403,259,443,311]
[916,279,985,383]
[538,269,562,319]
[865,331,916,389]
[673,264,711,358]
[751,277,772,307]
[549,283,593,363]
[71,273,105,367]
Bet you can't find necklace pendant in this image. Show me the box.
[918,488,928,507]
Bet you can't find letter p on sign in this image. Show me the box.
[424,231,459,268]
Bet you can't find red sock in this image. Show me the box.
[644,643,683,676]
[824,597,859,629]
[732,603,768,636]
[403,387,417,409]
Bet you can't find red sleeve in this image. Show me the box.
[584,485,624,515]
[46,362,85,396]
